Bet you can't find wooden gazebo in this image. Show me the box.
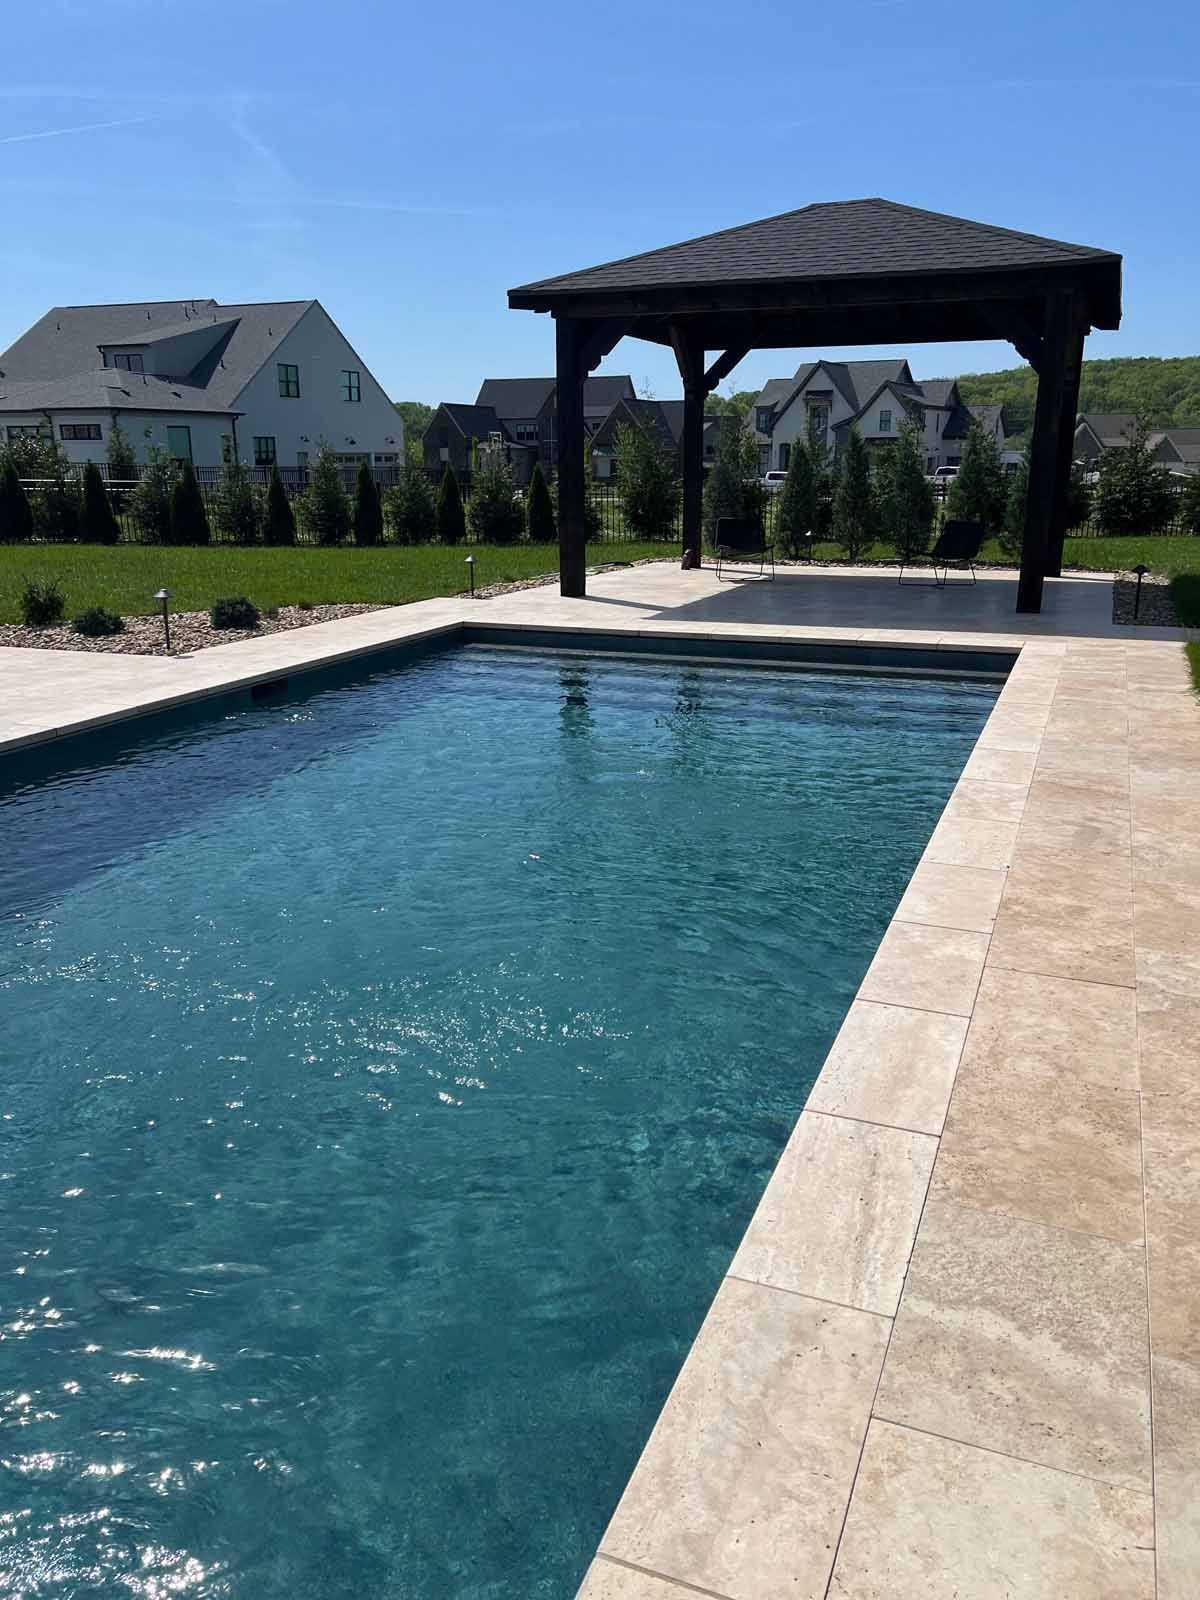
[508,199,1122,613]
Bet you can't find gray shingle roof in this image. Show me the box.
[439,403,509,440]
[918,379,957,407]
[0,369,232,415]
[1077,413,1137,443]
[0,299,315,412]
[475,377,556,418]
[1161,427,1200,462]
[511,198,1119,297]
[475,374,636,420]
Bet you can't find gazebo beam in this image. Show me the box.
[704,345,749,390]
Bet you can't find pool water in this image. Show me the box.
[0,645,996,1598]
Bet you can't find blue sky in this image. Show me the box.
[2,0,1197,405]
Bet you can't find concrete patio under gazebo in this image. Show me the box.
[508,197,1123,614]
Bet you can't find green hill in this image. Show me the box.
[945,355,1200,441]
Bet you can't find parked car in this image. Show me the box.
[930,465,959,483]
[760,470,788,493]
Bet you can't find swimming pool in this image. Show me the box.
[0,644,997,1597]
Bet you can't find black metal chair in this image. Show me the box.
[898,520,985,587]
[713,516,774,580]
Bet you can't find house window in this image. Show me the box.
[111,353,144,373]
[166,425,192,463]
[808,404,829,439]
[340,369,361,403]
[221,434,234,464]
[935,414,941,434]
[879,409,892,434]
[6,423,50,441]
[277,363,300,399]
[756,407,772,433]
[253,436,276,466]
[758,446,770,474]
[779,443,791,469]
[60,423,102,441]
[514,421,539,441]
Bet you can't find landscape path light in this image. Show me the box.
[154,588,172,654]
[1133,563,1149,621]
[465,554,476,599]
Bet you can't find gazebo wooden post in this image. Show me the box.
[1045,315,1087,577]
[1017,290,1076,613]
[670,328,706,569]
[555,315,587,598]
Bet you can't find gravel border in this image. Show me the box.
[0,603,387,656]
[1110,569,1180,627]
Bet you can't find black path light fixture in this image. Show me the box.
[465,554,477,598]
[154,588,172,653]
[1133,562,1150,620]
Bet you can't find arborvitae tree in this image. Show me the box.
[262,463,296,546]
[353,460,383,546]
[613,418,680,540]
[1093,413,1178,535]
[212,460,260,544]
[1179,468,1200,537]
[776,435,819,556]
[168,460,211,545]
[999,453,1029,561]
[383,467,436,544]
[879,424,934,560]
[28,438,80,543]
[1066,461,1092,530]
[947,418,1007,530]
[436,464,466,545]
[0,456,34,542]
[129,444,175,544]
[300,445,351,545]
[469,452,525,544]
[105,417,137,481]
[702,413,762,540]
[78,460,121,544]
[526,461,556,544]
[833,428,876,561]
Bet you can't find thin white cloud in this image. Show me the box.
[0,115,147,146]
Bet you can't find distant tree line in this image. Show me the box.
[954,354,1200,441]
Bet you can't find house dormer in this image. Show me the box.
[98,317,239,382]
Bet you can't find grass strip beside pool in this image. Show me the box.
[0,542,680,623]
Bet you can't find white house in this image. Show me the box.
[0,298,403,476]
[750,359,994,474]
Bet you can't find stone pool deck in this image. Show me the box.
[2,562,1197,1599]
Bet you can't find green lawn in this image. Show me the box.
[2,535,1197,690]
[0,541,679,624]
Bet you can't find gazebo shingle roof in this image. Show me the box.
[510,198,1119,299]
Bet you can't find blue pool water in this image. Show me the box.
[0,645,997,1598]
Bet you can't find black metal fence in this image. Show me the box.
[14,473,687,547]
[12,469,1195,549]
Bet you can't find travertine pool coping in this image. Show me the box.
[2,563,1196,1599]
